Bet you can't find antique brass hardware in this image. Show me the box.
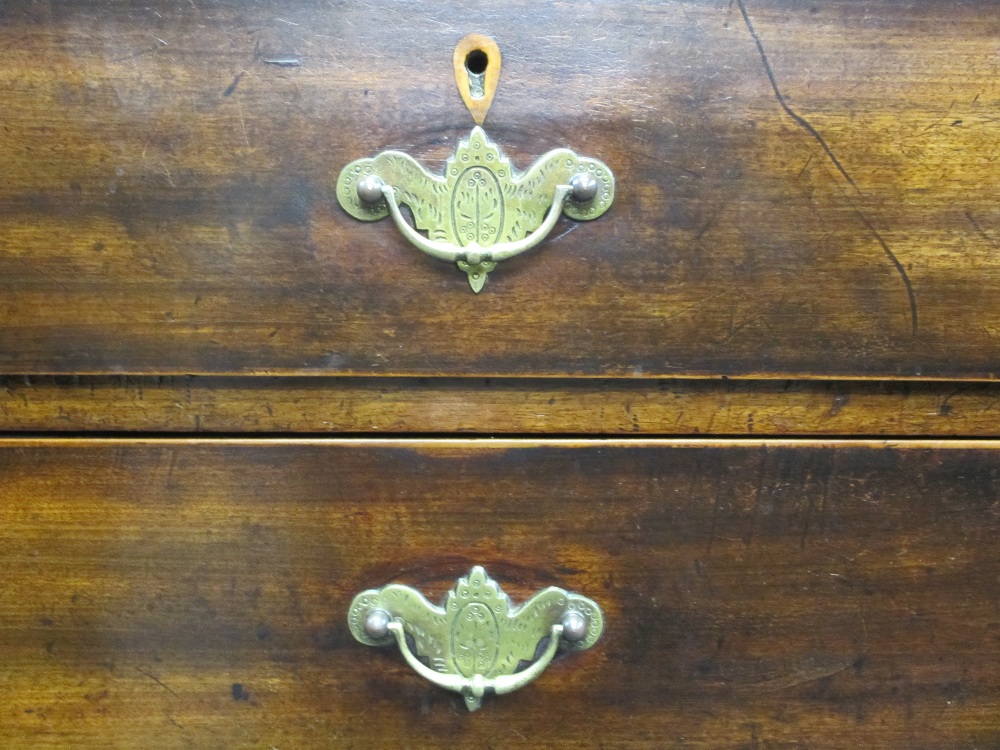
[336,35,614,292]
[348,566,604,711]
[337,127,615,292]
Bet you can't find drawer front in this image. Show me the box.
[1,2,999,378]
[5,376,1000,436]
[2,439,998,748]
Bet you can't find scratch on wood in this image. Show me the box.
[549,223,580,243]
[752,658,853,692]
[819,453,835,538]
[134,667,177,696]
[745,445,768,545]
[662,291,727,323]
[736,0,918,336]
[938,385,970,416]
[236,98,250,148]
[707,490,721,554]
[795,153,814,180]
[965,210,998,248]
[111,45,161,64]
[263,58,301,67]
[165,713,185,731]
[800,478,815,549]
[694,202,728,240]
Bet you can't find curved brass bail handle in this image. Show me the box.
[336,127,615,293]
[382,183,572,265]
[387,620,564,712]
[347,566,605,711]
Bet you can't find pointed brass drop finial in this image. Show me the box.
[454,34,501,125]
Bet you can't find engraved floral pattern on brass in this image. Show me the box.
[348,566,604,711]
[337,127,615,292]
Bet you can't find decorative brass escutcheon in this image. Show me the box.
[348,566,605,711]
[336,36,615,292]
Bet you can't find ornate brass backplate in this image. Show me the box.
[337,128,614,292]
[348,566,604,710]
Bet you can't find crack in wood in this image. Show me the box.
[735,0,919,336]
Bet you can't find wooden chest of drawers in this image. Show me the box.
[1,1,999,748]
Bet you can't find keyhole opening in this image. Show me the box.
[454,34,501,123]
[465,49,489,75]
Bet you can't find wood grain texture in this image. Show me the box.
[1,438,999,748]
[3,376,1000,436]
[0,1,999,376]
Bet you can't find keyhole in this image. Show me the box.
[465,49,489,75]
[453,34,501,124]
[465,49,489,99]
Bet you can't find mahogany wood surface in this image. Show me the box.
[2,439,999,749]
[0,1,999,377]
[2,376,1000,436]
[3,0,1000,746]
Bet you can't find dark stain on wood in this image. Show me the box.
[230,683,250,701]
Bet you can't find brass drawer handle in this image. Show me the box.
[336,35,614,292]
[348,566,604,711]
[336,127,615,292]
